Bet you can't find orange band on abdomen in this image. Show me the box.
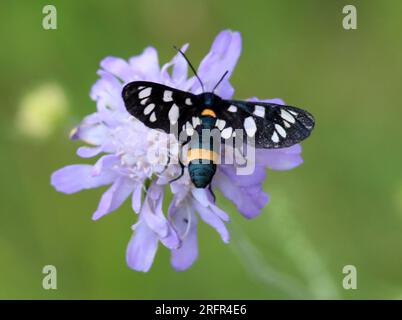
[187,148,219,163]
[201,108,216,117]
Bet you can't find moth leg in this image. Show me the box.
[168,134,192,183]
[160,153,171,174]
[169,160,185,183]
[162,134,190,175]
[208,184,216,203]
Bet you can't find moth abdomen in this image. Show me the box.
[188,161,217,189]
[187,114,219,188]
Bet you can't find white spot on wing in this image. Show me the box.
[144,103,155,115]
[271,131,279,143]
[228,105,237,112]
[185,98,192,105]
[140,98,149,105]
[253,105,265,118]
[150,112,157,122]
[139,87,151,99]
[192,117,200,128]
[275,124,287,138]
[168,103,179,125]
[221,127,233,139]
[163,90,173,102]
[216,119,226,131]
[289,110,298,116]
[283,120,291,128]
[280,109,295,123]
[185,121,194,136]
[244,117,257,137]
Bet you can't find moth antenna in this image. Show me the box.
[173,45,205,93]
[212,70,229,93]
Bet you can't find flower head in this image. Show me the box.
[51,30,303,272]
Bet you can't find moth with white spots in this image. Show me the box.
[122,50,314,189]
[123,81,315,149]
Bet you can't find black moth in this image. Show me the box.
[122,48,315,189]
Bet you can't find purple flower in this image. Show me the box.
[51,30,304,272]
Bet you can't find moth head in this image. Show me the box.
[203,93,215,106]
[200,92,221,107]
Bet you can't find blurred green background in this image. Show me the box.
[1,0,402,299]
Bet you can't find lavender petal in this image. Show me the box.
[92,177,135,220]
[51,164,116,194]
[126,221,159,272]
